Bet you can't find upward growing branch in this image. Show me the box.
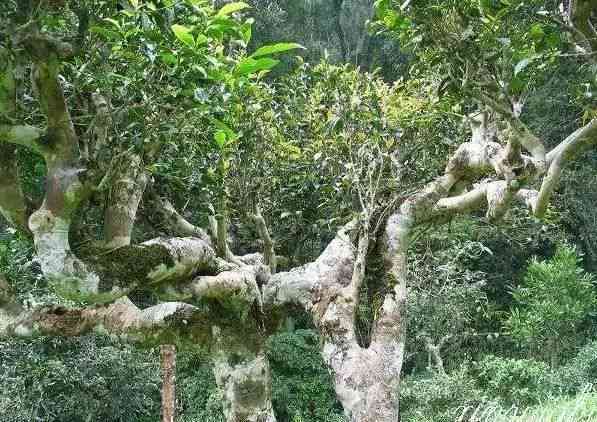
[251,204,277,274]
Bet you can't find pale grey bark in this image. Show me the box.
[103,152,149,249]
[263,108,597,420]
[533,119,597,217]
[139,236,219,285]
[0,296,200,340]
[251,205,277,274]
[1,10,596,422]
[213,340,276,422]
[265,223,402,421]
[150,192,212,244]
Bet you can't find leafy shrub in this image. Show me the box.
[400,366,484,422]
[0,335,160,422]
[506,246,597,367]
[177,347,224,422]
[267,329,347,422]
[473,355,550,406]
[549,340,597,395]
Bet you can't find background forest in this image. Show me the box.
[0,0,596,421]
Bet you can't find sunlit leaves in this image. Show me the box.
[235,57,280,76]
[217,2,250,17]
[250,43,305,59]
[171,24,195,47]
[214,130,227,148]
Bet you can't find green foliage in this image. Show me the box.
[506,246,597,365]
[267,329,347,422]
[246,0,407,78]
[375,0,594,117]
[1,1,596,420]
[0,335,160,422]
[549,340,597,395]
[473,355,550,406]
[0,228,63,307]
[468,392,597,422]
[177,348,225,422]
[400,366,484,422]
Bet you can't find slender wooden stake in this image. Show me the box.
[160,344,176,422]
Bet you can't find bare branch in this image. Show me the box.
[103,152,148,249]
[263,222,356,317]
[15,23,79,156]
[534,118,597,217]
[251,204,276,274]
[190,270,262,310]
[567,0,597,54]
[150,192,212,244]
[476,93,546,170]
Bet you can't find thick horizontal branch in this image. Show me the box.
[263,223,355,319]
[1,297,200,341]
[135,237,218,284]
[0,124,45,153]
[189,270,262,306]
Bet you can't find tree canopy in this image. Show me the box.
[0,1,596,421]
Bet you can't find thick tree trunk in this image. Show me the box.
[28,157,99,294]
[265,224,403,421]
[103,152,148,249]
[0,49,30,234]
[161,344,177,422]
[0,143,29,233]
[213,349,276,422]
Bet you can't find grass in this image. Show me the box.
[459,392,597,422]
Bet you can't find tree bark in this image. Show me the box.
[161,344,177,422]
[0,48,30,234]
[0,144,30,233]
[103,152,149,249]
[213,343,276,422]
[251,205,276,275]
[265,223,402,421]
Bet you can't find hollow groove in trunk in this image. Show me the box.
[354,244,389,348]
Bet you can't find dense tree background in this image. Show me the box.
[1,0,596,421]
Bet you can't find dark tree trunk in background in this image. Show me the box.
[161,344,176,422]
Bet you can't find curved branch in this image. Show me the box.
[568,0,597,54]
[476,93,546,170]
[535,118,597,217]
[263,222,356,318]
[150,192,212,244]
